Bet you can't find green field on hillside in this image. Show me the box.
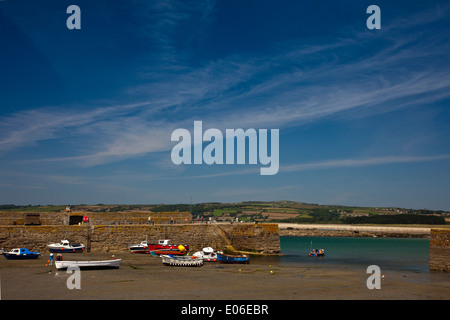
[1,201,448,225]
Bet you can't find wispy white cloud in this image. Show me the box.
[0,102,152,152]
[167,154,450,180]
[282,155,450,173]
[1,1,450,171]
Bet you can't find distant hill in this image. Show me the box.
[1,201,448,225]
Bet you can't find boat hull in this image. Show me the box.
[160,255,203,267]
[193,248,218,262]
[55,259,122,270]
[309,249,325,257]
[3,248,40,260]
[216,253,250,264]
[3,253,40,260]
[129,243,189,254]
[48,246,85,253]
[128,246,149,254]
[150,248,187,256]
[197,255,217,262]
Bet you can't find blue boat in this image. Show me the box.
[3,248,40,260]
[216,252,250,264]
[308,241,325,257]
[309,248,325,257]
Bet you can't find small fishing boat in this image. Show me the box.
[3,248,40,260]
[55,258,122,270]
[128,241,150,254]
[150,244,187,256]
[309,248,325,257]
[193,247,218,262]
[216,252,250,264]
[160,254,203,267]
[128,239,189,254]
[47,240,85,253]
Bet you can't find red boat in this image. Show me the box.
[128,239,189,254]
[150,246,188,256]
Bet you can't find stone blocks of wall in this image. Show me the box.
[220,223,280,254]
[430,228,450,272]
[0,223,281,255]
[0,211,191,226]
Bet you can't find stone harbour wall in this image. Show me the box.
[430,228,450,272]
[0,223,281,255]
[0,211,191,226]
[220,223,280,254]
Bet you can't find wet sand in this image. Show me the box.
[1,252,449,300]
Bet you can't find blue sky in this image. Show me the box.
[1,0,450,210]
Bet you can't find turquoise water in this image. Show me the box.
[258,236,430,272]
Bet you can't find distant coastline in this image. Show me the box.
[278,223,434,238]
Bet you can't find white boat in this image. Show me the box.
[160,254,203,267]
[55,258,121,270]
[193,247,218,262]
[47,240,85,253]
[128,241,149,254]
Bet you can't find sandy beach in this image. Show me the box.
[1,252,448,300]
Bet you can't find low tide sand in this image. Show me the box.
[1,252,448,300]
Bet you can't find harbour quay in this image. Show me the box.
[0,211,281,255]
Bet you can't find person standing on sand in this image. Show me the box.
[48,253,54,266]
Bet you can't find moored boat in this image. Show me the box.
[128,241,150,254]
[3,248,40,260]
[193,247,218,262]
[160,254,203,267]
[55,258,122,270]
[309,248,325,257]
[128,239,189,254]
[216,252,250,264]
[150,244,187,256]
[47,240,85,253]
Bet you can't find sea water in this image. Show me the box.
[281,236,429,272]
[255,236,430,273]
